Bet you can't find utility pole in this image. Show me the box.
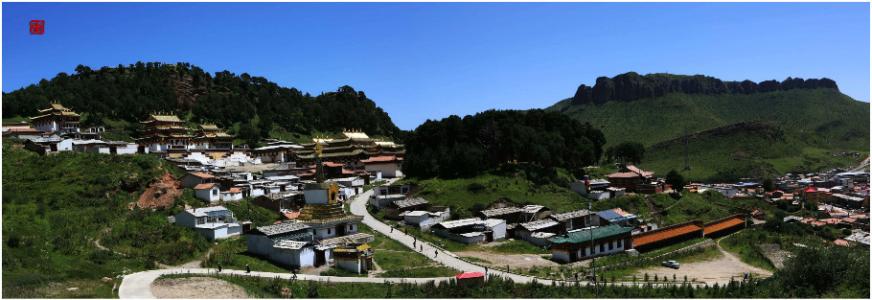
[589,199,598,296]
[683,124,691,171]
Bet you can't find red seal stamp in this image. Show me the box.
[30,20,45,35]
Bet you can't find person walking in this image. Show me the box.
[245,264,251,274]
[434,250,438,258]
[217,264,222,273]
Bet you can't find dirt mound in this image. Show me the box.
[137,172,182,209]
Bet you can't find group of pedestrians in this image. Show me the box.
[391,224,439,259]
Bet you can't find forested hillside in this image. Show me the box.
[549,73,869,180]
[2,62,401,141]
[402,109,605,179]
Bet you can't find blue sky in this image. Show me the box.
[3,2,869,130]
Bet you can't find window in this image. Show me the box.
[609,241,614,250]
[617,239,623,247]
[327,228,332,234]
[582,248,587,256]
[600,244,605,252]
[212,189,218,196]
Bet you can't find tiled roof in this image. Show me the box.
[186,206,229,217]
[193,183,216,190]
[342,131,370,140]
[519,219,560,232]
[480,207,524,218]
[256,222,311,236]
[361,155,402,164]
[190,172,215,179]
[150,115,183,122]
[550,209,592,222]
[436,218,483,229]
[392,197,429,209]
[549,224,632,244]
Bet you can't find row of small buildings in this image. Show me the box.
[370,181,751,264]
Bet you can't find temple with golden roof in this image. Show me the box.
[136,113,193,153]
[30,102,80,134]
[295,130,405,163]
[192,123,234,149]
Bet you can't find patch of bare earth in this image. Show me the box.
[757,243,792,270]
[634,247,773,285]
[457,251,558,268]
[137,172,182,209]
[151,277,248,299]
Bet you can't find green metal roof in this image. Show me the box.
[548,224,632,244]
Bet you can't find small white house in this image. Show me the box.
[361,155,403,178]
[174,206,242,240]
[221,187,244,202]
[181,172,215,189]
[247,222,316,269]
[194,183,221,203]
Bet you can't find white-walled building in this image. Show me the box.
[174,206,242,240]
[194,183,221,203]
[221,187,244,202]
[549,224,633,263]
[361,155,403,178]
[247,222,317,269]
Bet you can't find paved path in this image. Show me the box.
[349,178,555,285]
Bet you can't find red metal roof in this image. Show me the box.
[703,216,744,236]
[455,272,485,279]
[632,223,702,248]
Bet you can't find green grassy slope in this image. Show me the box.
[549,89,869,180]
[1,141,212,298]
[642,121,864,180]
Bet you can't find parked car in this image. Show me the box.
[662,260,680,269]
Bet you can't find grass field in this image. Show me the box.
[357,224,458,278]
[202,237,289,273]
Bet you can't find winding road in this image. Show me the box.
[119,178,713,298]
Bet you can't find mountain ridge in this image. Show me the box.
[548,73,869,180]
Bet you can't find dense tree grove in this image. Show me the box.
[402,110,606,178]
[665,170,685,192]
[572,72,839,105]
[605,142,645,164]
[2,62,401,139]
